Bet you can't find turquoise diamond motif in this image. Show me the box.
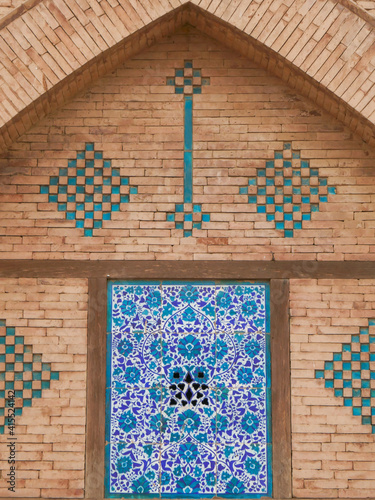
[240,142,336,237]
[40,143,138,237]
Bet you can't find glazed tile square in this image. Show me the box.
[215,332,267,387]
[160,438,216,496]
[215,387,267,444]
[161,331,216,386]
[106,442,160,496]
[216,442,269,496]
[111,330,162,388]
[111,284,162,333]
[215,284,267,333]
[108,387,164,443]
[162,284,216,334]
[161,387,217,444]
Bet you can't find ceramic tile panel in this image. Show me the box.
[106,281,271,498]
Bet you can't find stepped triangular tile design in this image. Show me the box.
[0,319,59,434]
[315,319,375,433]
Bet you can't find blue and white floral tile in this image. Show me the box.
[161,389,217,444]
[160,438,216,497]
[107,442,160,497]
[161,332,216,385]
[215,285,267,333]
[162,284,216,334]
[215,332,267,387]
[215,387,267,444]
[111,284,162,333]
[109,387,165,443]
[111,330,162,388]
[107,282,271,498]
[216,442,268,496]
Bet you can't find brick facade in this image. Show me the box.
[1,0,375,152]
[1,1,375,499]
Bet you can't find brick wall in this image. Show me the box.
[1,27,375,261]
[1,22,375,500]
[0,278,87,498]
[291,278,375,498]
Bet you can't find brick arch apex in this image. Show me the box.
[1,0,375,154]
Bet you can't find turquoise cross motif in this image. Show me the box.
[166,61,211,237]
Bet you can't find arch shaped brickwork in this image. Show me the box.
[1,0,375,153]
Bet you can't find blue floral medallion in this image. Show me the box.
[106,282,271,498]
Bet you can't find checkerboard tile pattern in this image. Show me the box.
[166,60,211,95]
[240,143,336,237]
[0,319,59,434]
[40,143,138,237]
[315,319,375,433]
[166,203,210,237]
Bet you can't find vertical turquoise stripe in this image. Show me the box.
[184,95,193,151]
[184,152,193,203]
[184,95,193,203]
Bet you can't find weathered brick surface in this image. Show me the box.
[1,28,375,260]
[0,278,87,498]
[1,0,375,152]
[0,0,25,19]
[353,0,375,17]
[290,278,375,498]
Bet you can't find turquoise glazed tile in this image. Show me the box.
[162,284,216,334]
[40,143,138,237]
[111,283,162,333]
[215,284,267,333]
[215,332,267,387]
[165,62,211,235]
[107,442,160,496]
[215,387,267,444]
[0,320,59,434]
[109,387,163,443]
[161,387,217,444]
[161,438,216,496]
[315,317,375,433]
[111,331,162,388]
[216,443,269,496]
[162,332,216,384]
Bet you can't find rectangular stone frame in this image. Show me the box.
[85,274,291,500]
